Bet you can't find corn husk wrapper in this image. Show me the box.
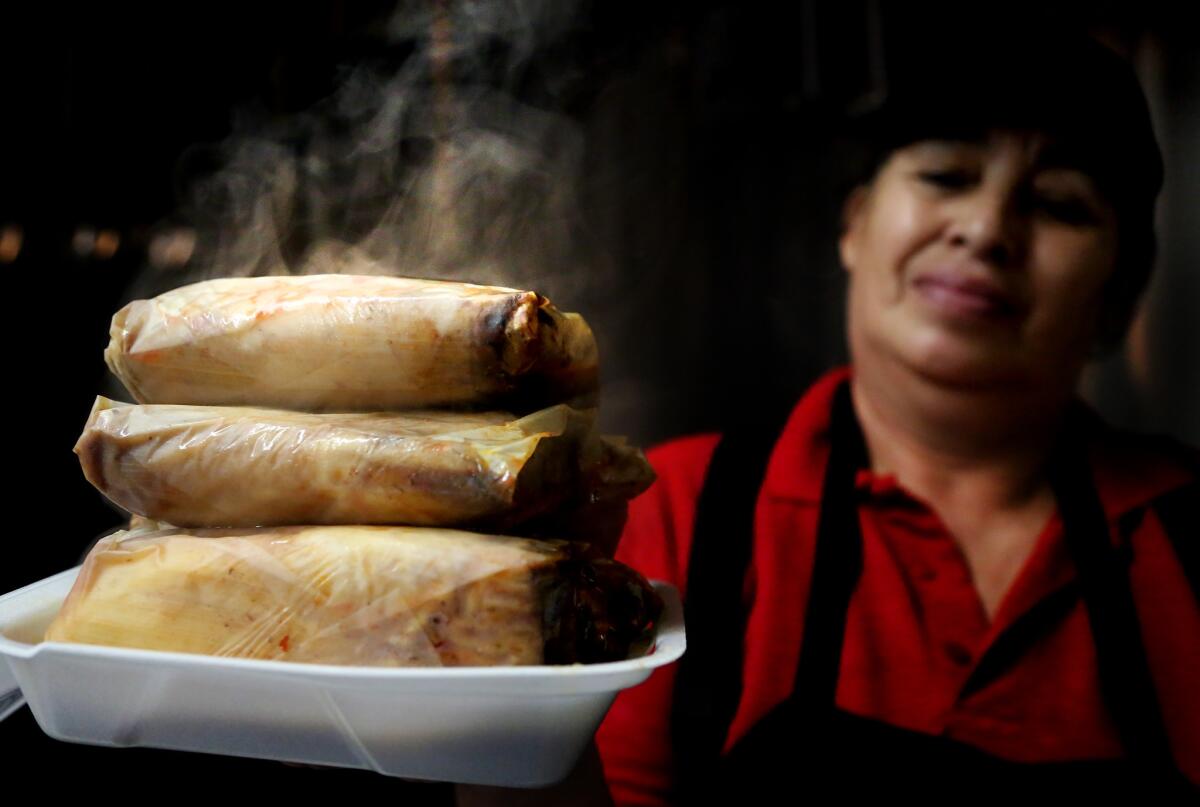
[75,399,653,537]
[105,275,598,412]
[45,525,662,667]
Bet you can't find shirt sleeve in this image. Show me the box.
[595,434,720,807]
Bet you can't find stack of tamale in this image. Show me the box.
[48,275,661,667]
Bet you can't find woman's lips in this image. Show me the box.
[911,271,1019,321]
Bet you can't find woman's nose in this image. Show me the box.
[945,187,1028,268]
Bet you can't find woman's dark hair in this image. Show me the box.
[843,19,1163,354]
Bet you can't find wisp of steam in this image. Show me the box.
[136,0,612,303]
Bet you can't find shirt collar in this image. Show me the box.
[762,365,1198,521]
[761,366,846,504]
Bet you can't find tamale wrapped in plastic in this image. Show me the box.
[74,398,654,534]
[104,274,599,412]
[44,525,662,667]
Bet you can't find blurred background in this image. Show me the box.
[3,0,1198,587]
[5,0,1200,591]
[2,0,1197,795]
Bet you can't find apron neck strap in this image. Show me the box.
[1047,415,1178,772]
[789,381,867,720]
[670,393,798,793]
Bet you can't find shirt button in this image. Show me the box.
[943,641,973,667]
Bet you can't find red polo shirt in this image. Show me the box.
[596,367,1200,805]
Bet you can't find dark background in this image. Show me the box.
[1,1,1197,794]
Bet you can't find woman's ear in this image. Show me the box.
[839,185,870,272]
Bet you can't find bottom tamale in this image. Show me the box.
[45,525,661,667]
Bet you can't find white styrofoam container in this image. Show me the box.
[0,567,684,787]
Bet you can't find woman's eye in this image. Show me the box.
[1035,195,1098,226]
[916,170,975,190]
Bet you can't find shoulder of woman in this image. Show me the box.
[1091,425,1199,490]
[614,433,722,587]
[644,433,724,494]
[1076,404,1199,518]
[1087,422,1200,600]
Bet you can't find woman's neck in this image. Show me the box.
[849,362,1069,513]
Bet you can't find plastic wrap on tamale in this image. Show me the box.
[104,274,598,412]
[74,398,654,533]
[44,525,662,667]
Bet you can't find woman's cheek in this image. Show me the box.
[1032,274,1105,354]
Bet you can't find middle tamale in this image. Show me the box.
[76,398,653,531]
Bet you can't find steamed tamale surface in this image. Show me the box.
[45,526,661,667]
[104,274,599,412]
[74,399,615,529]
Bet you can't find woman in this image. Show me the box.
[594,23,1200,804]
[458,21,1200,807]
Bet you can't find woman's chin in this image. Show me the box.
[893,332,1030,390]
[853,316,1054,392]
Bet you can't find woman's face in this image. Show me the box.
[840,131,1119,392]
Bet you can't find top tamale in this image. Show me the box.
[105,274,599,412]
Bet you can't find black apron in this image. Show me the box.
[671,380,1198,802]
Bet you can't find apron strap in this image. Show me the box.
[1048,423,1181,776]
[788,382,868,721]
[1153,480,1200,605]
[670,395,797,797]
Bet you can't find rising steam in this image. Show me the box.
[141,0,610,301]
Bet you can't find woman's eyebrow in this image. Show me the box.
[1033,141,1101,175]
[906,138,986,159]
